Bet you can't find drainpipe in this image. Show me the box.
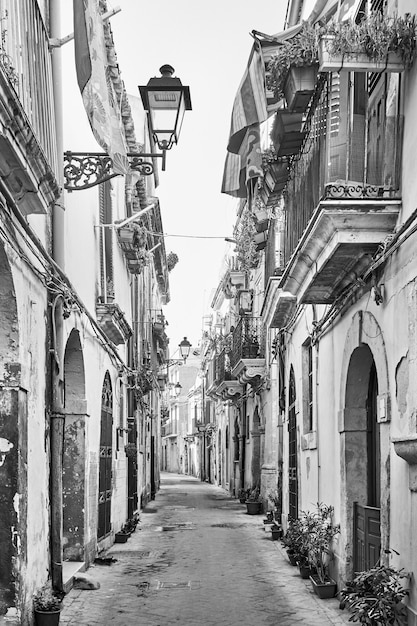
[49,0,65,592]
[287,0,303,26]
[312,305,320,504]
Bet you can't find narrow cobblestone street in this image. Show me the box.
[60,473,351,625]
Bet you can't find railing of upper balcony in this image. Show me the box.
[230,317,266,369]
[283,72,402,264]
[0,0,58,176]
[216,348,232,383]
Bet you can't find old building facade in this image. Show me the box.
[0,1,173,622]
[193,0,417,622]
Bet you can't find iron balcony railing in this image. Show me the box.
[283,72,402,265]
[0,0,58,176]
[216,348,233,383]
[230,317,265,369]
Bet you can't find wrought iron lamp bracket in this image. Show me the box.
[63,151,166,191]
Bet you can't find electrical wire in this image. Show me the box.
[147,231,234,240]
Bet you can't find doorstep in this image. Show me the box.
[62,561,86,593]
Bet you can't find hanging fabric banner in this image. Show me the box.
[73,0,129,175]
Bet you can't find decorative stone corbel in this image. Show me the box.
[392,435,417,491]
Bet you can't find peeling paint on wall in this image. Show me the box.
[395,354,409,419]
[0,438,13,466]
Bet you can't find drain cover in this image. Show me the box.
[210,523,245,529]
[157,581,191,590]
[162,523,194,531]
[164,505,195,510]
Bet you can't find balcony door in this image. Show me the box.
[367,78,386,186]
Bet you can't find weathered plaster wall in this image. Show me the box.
[0,242,50,624]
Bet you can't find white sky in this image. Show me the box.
[108,0,289,353]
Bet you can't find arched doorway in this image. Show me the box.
[288,367,298,519]
[63,329,86,561]
[98,373,113,540]
[344,346,381,572]
[340,311,389,580]
[0,246,21,613]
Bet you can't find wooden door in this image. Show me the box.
[288,368,298,520]
[98,374,113,539]
[127,417,138,518]
[354,503,381,571]
[354,361,381,570]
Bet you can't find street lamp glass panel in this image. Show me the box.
[179,337,191,361]
[174,382,182,396]
[149,97,184,150]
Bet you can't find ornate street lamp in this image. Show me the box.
[64,65,191,191]
[178,337,192,362]
[174,382,182,397]
[139,64,192,157]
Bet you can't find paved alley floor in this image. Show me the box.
[60,473,351,625]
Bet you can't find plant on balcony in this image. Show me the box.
[106,278,115,302]
[268,22,319,108]
[0,12,19,89]
[235,209,259,272]
[320,13,417,71]
[128,247,153,274]
[242,326,260,358]
[167,251,179,272]
[340,558,409,625]
[136,367,154,394]
[124,443,138,459]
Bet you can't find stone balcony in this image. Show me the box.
[95,302,133,345]
[230,317,267,387]
[279,184,401,305]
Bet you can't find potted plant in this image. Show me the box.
[267,490,282,522]
[319,13,417,73]
[263,510,274,524]
[340,560,409,625]
[115,527,131,543]
[271,522,283,541]
[245,486,262,515]
[306,503,340,598]
[238,487,249,504]
[33,585,63,626]
[281,517,304,566]
[268,22,319,112]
